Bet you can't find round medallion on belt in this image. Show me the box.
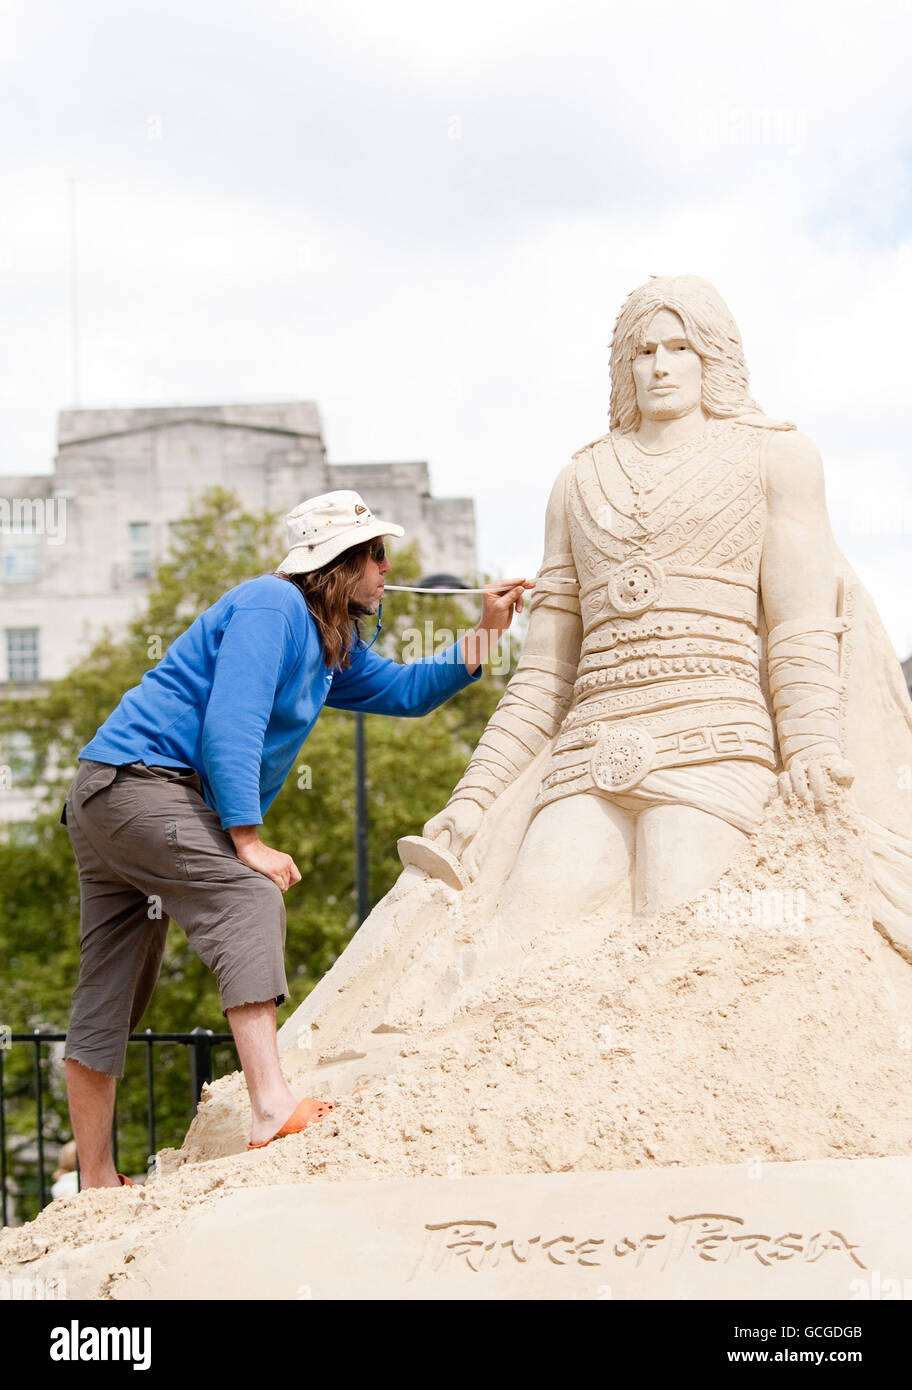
[590,725,656,793]
[606,558,664,615]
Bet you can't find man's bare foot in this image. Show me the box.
[77,1163,125,1190]
[248,1095,334,1149]
[249,1089,299,1147]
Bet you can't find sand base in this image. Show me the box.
[4,1156,910,1300]
[4,796,910,1301]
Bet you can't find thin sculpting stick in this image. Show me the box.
[383,583,544,594]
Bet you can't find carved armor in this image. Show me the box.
[534,417,778,812]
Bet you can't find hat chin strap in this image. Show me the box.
[361,599,382,652]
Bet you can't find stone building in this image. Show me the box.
[0,401,476,823]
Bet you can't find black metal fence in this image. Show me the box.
[0,1027,238,1227]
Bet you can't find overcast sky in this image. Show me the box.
[1,0,910,654]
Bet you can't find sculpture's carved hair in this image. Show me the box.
[609,275,761,433]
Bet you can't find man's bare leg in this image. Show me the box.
[65,1058,121,1189]
[227,1000,324,1147]
[635,803,748,918]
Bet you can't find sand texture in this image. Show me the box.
[2,793,911,1297]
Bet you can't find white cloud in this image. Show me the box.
[0,0,910,655]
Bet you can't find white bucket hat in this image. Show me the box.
[275,490,405,575]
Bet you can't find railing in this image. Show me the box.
[0,1027,238,1226]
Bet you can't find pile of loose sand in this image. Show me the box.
[2,792,910,1295]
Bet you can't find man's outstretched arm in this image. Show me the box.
[325,581,530,715]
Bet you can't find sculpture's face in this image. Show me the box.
[631,308,704,422]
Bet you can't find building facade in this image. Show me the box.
[0,401,476,822]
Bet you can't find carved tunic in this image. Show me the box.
[535,418,777,812]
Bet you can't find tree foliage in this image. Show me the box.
[0,488,515,1219]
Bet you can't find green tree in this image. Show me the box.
[0,488,515,1219]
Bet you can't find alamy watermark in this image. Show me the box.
[696,884,807,934]
[695,106,806,155]
[0,496,68,543]
[848,1269,912,1299]
[848,502,912,538]
[0,1273,67,1299]
[400,622,513,676]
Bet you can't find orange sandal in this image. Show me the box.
[247,1097,336,1151]
[117,1174,133,1186]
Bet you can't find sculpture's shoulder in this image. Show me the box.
[730,410,796,433]
[570,430,613,462]
[760,426,827,502]
[724,414,806,488]
[762,425,819,458]
[545,456,580,497]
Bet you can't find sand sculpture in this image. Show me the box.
[3,275,912,1299]
[171,273,912,1172]
[416,276,912,946]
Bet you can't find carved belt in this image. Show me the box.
[537,712,776,805]
[579,560,759,627]
[535,724,658,799]
[573,658,754,697]
[563,675,766,723]
[590,725,657,792]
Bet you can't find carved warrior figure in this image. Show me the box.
[185,274,912,1157]
[421,275,912,954]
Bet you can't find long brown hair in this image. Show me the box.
[609,274,760,433]
[273,539,375,670]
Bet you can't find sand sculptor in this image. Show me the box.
[3,276,912,1301]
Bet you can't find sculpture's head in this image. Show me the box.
[609,275,760,433]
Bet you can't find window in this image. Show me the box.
[0,526,39,583]
[2,730,36,782]
[6,628,39,682]
[129,522,152,579]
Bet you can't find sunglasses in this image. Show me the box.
[368,539,386,564]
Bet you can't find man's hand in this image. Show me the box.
[479,578,534,634]
[461,579,534,673]
[767,754,855,810]
[422,800,484,860]
[229,826,302,892]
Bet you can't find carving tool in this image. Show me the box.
[382,583,534,594]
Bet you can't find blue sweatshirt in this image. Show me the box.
[79,574,481,828]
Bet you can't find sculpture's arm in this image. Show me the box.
[760,429,854,806]
[422,464,583,856]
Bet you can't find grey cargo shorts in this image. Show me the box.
[63,759,288,1078]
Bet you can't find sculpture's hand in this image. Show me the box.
[422,799,485,860]
[768,753,855,810]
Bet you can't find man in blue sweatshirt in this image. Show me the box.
[63,489,530,1184]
